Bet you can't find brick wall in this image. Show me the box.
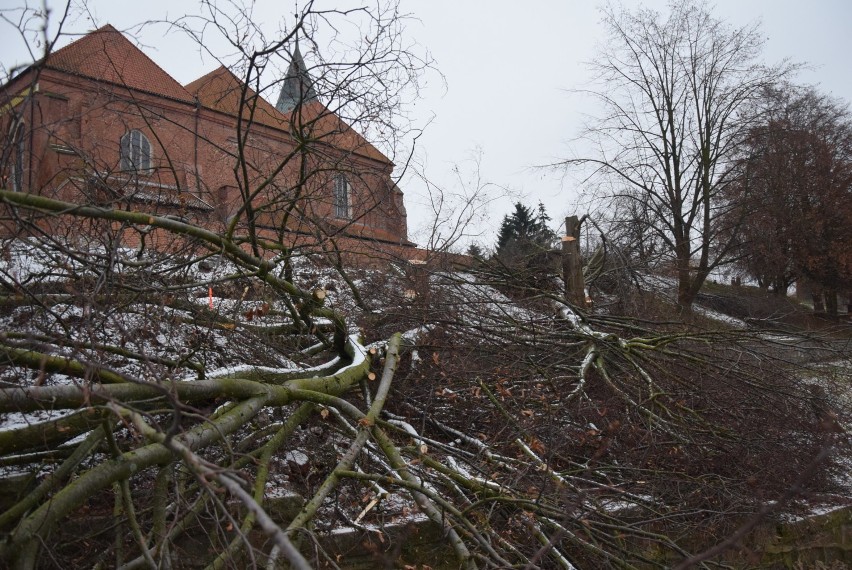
[1,65,410,251]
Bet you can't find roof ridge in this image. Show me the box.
[45,23,194,103]
[185,64,285,115]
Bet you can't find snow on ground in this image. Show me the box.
[283,449,309,467]
[692,304,748,328]
[0,242,372,400]
[0,409,73,431]
[2,237,851,546]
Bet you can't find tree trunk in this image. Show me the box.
[824,288,838,319]
[674,230,695,312]
[562,216,585,306]
[812,291,825,314]
[677,266,707,314]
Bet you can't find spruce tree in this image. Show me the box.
[534,201,556,247]
[496,203,537,253]
[466,242,484,259]
[493,201,559,293]
[495,202,555,256]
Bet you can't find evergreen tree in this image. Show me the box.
[492,202,560,292]
[466,242,484,259]
[495,202,555,257]
[534,201,557,246]
[496,203,536,252]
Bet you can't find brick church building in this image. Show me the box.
[0,24,414,257]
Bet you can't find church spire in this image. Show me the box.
[275,40,317,113]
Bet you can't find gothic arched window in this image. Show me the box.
[12,121,25,191]
[120,129,152,172]
[333,174,350,219]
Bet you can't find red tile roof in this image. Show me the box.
[185,65,288,129]
[186,66,391,165]
[304,104,391,165]
[45,24,194,103]
[44,25,390,164]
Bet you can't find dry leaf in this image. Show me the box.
[529,437,546,454]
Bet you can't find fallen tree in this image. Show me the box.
[1,200,850,569]
[1,2,850,569]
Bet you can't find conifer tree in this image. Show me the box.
[496,202,536,253]
[495,202,554,257]
[493,202,559,292]
[466,242,484,259]
[534,201,556,246]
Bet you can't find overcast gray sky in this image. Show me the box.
[3,1,851,249]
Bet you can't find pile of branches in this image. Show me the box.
[369,270,851,567]
[0,193,849,570]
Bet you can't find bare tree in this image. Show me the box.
[564,0,790,311]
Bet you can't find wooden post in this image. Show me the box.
[562,216,585,306]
